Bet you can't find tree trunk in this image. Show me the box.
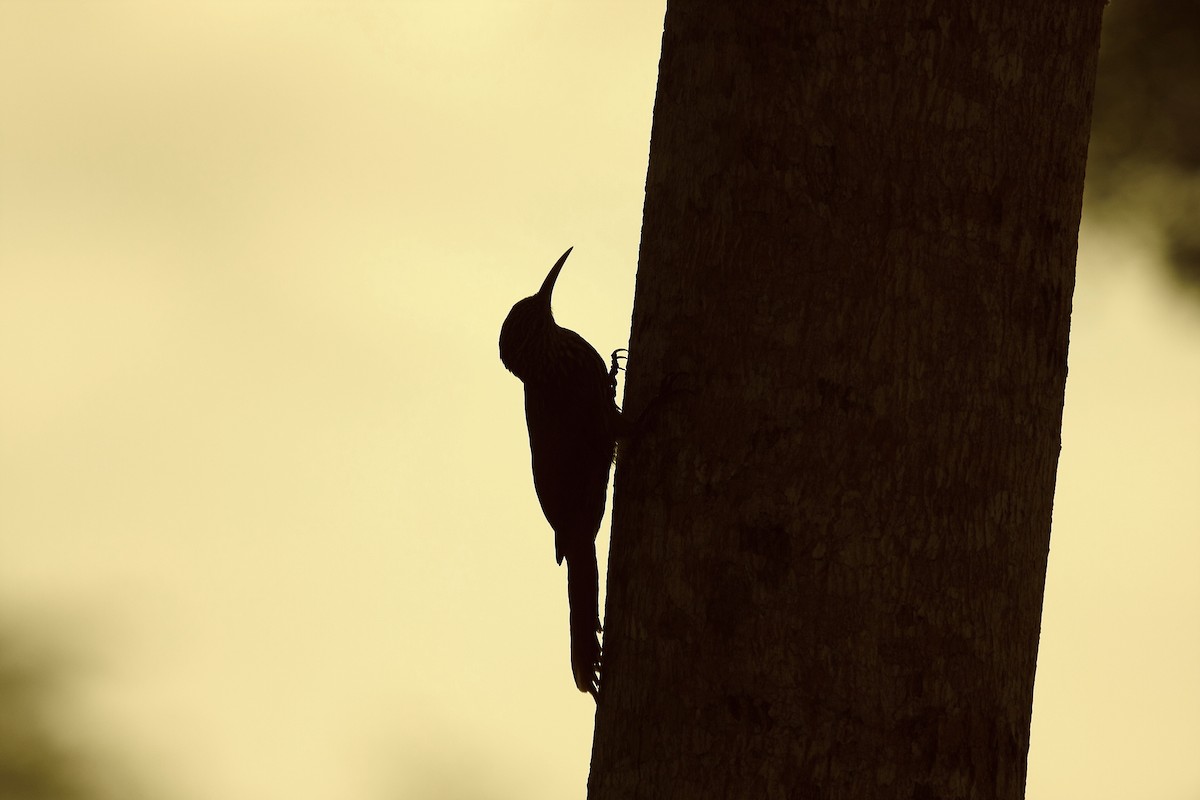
[590,3,1104,799]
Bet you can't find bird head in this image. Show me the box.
[499,247,571,380]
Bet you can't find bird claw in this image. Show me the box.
[608,349,628,403]
[608,348,628,381]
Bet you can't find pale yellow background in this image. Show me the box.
[0,4,1196,799]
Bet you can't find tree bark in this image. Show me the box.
[590,3,1104,799]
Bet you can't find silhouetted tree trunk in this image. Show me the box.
[591,3,1104,799]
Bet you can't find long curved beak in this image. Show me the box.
[537,247,573,302]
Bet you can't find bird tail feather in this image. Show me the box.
[565,547,601,699]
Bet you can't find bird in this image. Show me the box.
[499,247,623,699]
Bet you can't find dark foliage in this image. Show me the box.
[1089,0,1200,287]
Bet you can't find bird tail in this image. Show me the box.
[565,547,601,699]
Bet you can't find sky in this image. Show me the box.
[0,3,1197,800]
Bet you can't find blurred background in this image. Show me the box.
[0,2,1196,799]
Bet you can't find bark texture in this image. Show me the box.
[591,2,1104,799]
